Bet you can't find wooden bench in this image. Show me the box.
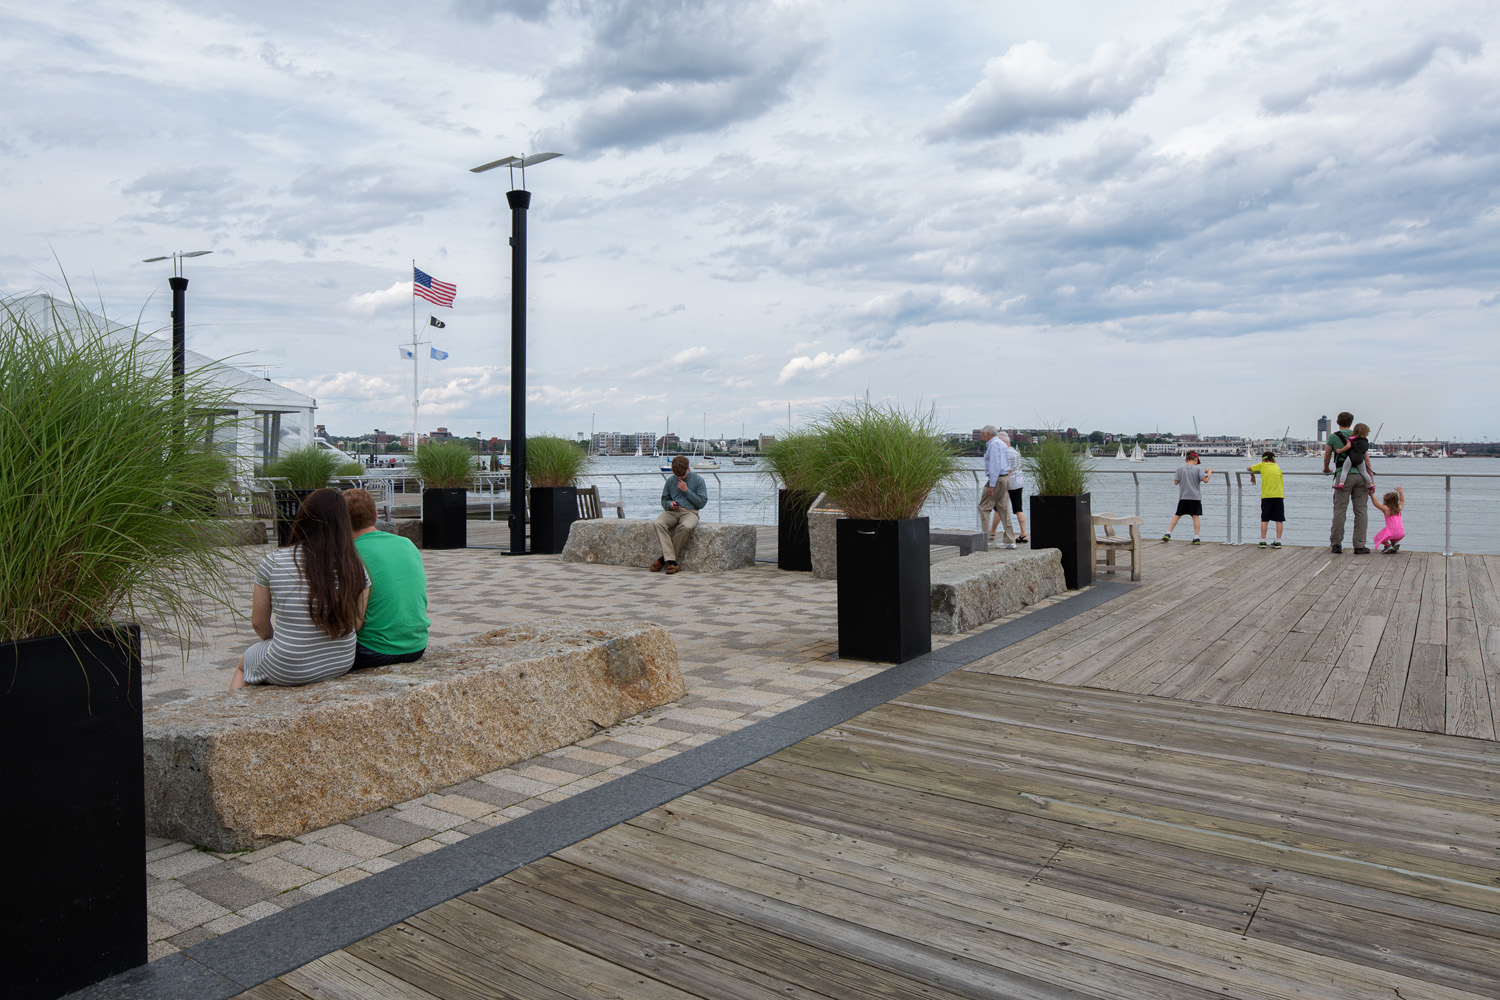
[576,484,626,519]
[1092,512,1144,582]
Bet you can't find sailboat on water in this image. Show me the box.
[1115,444,1127,460]
[693,413,720,470]
[732,421,755,464]
[1128,444,1146,462]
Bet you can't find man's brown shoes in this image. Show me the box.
[650,557,666,572]
[664,562,680,574]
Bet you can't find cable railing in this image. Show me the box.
[254,465,1500,555]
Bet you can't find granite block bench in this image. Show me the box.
[561,518,756,574]
[142,618,685,850]
[930,547,1067,634]
[928,528,988,556]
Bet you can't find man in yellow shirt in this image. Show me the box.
[1247,451,1285,548]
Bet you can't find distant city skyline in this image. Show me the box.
[5,2,1499,440]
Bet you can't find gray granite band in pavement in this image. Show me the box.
[67,581,1130,999]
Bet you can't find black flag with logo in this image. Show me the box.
[429,316,446,329]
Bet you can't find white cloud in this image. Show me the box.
[928,40,1170,140]
[345,282,412,315]
[777,348,864,384]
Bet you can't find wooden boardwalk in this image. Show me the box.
[233,542,1500,1000]
[241,667,1500,999]
[977,541,1500,740]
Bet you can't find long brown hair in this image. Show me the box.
[288,488,365,638]
[1383,490,1402,513]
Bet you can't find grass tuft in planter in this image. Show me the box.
[526,434,591,487]
[761,429,822,501]
[263,445,342,490]
[412,440,474,488]
[806,402,962,520]
[1023,434,1094,496]
[0,291,246,644]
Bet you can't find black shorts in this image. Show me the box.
[1008,487,1023,513]
[1260,498,1285,523]
[352,645,426,670]
[1175,499,1203,517]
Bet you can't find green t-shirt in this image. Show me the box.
[354,530,430,654]
[1326,429,1350,468]
[1249,462,1284,499]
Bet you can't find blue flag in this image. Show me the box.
[430,347,449,360]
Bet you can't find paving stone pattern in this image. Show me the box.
[137,522,1070,959]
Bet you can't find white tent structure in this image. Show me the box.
[4,292,317,478]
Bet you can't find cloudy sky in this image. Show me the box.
[4,0,1498,443]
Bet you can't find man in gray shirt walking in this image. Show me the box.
[978,425,1016,548]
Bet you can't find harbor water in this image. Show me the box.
[574,454,1500,556]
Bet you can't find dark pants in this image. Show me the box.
[351,645,426,670]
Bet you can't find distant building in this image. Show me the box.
[428,427,454,442]
[1317,415,1330,440]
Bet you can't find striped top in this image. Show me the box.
[242,546,369,686]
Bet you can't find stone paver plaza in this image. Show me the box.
[139,523,1049,958]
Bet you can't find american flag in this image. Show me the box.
[413,267,457,308]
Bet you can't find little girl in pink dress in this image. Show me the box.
[1372,486,1405,553]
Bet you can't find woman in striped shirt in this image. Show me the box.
[230,488,370,689]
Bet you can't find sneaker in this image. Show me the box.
[1390,543,1400,552]
[1161,533,1171,542]
[1005,542,1017,549]
[1192,538,1201,545]
[1353,547,1371,555]
[649,557,665,572]
[1331,544,1343,553]
[1272,540,1282,548]
[1258,541,1267,548]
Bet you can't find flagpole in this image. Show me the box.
[411,259,419,454]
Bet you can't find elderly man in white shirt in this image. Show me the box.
[978,424,1017,548]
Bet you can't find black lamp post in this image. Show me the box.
[470,152,562,554]
[140,250,212,408]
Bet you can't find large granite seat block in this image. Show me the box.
[143,619,684,850]
[561,518,756,574]
[930,548,1066,634]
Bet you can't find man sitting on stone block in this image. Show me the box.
[652,455,708,575]
[344,489,430,667]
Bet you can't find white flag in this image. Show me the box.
[399,346,415,360]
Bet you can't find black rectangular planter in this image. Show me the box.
[273,488,315,547]
[1030,492,1093,589]
[777,489,814,572]
[530,486,578,554]
[2,626,146,1000]
[423,487,468,549]
[835,517,931,663]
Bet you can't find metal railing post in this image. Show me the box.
[714,473,723,522]
[1131,471,1140,517]
[1236,470,1248,542]
[1445,475,1452,556]
[1225,473,1232,543]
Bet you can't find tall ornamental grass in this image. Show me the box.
[0,291,244,643]
[1024,435,1094,496]
[412,441,474,489]
[263,446,343,490]
[525,434,591,487]
[806,403,962,520]
[761,429,823,501]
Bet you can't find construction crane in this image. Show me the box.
[1193,416,1199,440]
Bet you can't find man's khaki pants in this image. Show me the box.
[978,474,1015,543]
[655,508,699,562]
